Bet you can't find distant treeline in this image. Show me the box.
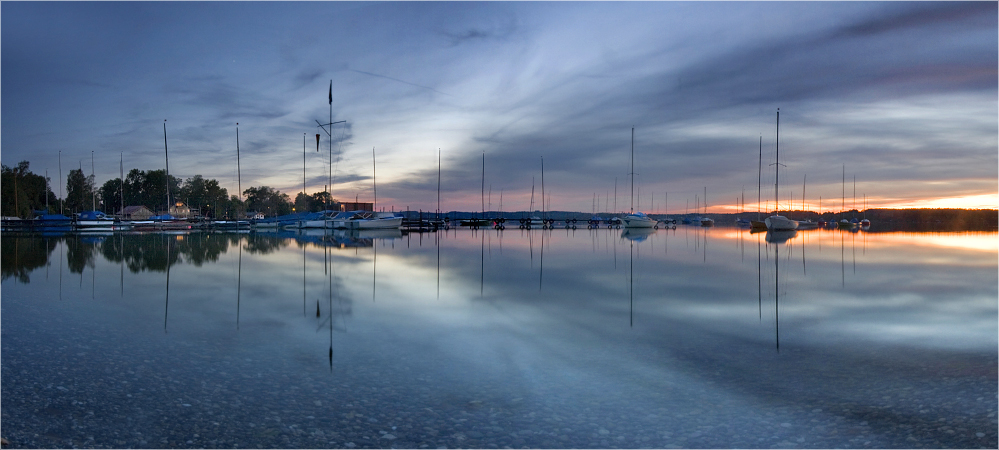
[413,208,997,232]
[1,160,341,219]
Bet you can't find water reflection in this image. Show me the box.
[1,227,995,448]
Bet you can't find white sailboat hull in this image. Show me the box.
[351,216,403,229]
[765,215,799,231]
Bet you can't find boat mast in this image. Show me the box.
[774,109,780,215]
[91,151,96,211]
[120,153,124,216]
[236,123,241,204]
[164,120,170,213]
[373,147,377,212]
[482,153,486,219]
[630,128,635,214]
[540,156,545,220]
[437,149,441,221]
[59,151,63,215]
[757,136,762,221]
[303,133,307,210]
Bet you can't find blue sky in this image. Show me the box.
[2,1,996,213]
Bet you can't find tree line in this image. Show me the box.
[2,160,340,219]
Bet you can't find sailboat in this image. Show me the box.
[837,165,853,229]
[75,151,118,231]
[750,136,768,230]
[460,153,491,228]
[215,124,250,230]
[764,109,798,231]
[860,193,871,227]
[622,128,657,228]
[345,147,403,229]
[796,175,819,230]
[700,186,714,226]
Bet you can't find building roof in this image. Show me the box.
[121,205,153,214]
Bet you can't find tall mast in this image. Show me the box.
[540,156,544,220]
[774,109,780,214]
[120,153,124,216]
[757,136,762,220]
[236,123,241,203]
[630,128,635,213]
[303,133,307,209]
[329,81,333,210]
[481,152,485,219]
[91,151,96,211]
[58,151,63,214]
[164,120,170,212]
[437,149,441,220]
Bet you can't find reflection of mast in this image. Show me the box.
[164,235,171,333]
[329,241,334,371]
[237,236,242,329]
[436,229,440,299]
[480,229,485,296]
[774,239,780,352]
[629,239,634,327]
[60,238,64,301]
[758,233,762,321]
[841,233,845,288]
[303,239,307,316]
[539,229,545,290]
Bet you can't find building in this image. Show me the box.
[168,202,191,219]
[119,205,154,220]
[245,211,264,220]
[338,202,374,211]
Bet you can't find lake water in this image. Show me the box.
[2,225,996,449]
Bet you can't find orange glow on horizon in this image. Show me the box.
[708,193,998,215]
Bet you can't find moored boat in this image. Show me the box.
[345,211,403,229]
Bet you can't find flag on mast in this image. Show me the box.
[328,81,332,105]
[316,134,321,151]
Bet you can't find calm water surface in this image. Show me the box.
[2,226,996,448]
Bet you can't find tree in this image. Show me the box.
[65,168,95,213]
[310,191,332,211]
[180,175,208,213]
[243,186,292,217]
[123,168,145,207]
[221,195,246,220]
[294,192,310,212]
[1,161,55,218]
[99,178,124,214]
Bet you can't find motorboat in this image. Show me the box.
[623,211,657,228]
[795,219,819,230]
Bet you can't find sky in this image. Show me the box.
[2,1,996,214]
